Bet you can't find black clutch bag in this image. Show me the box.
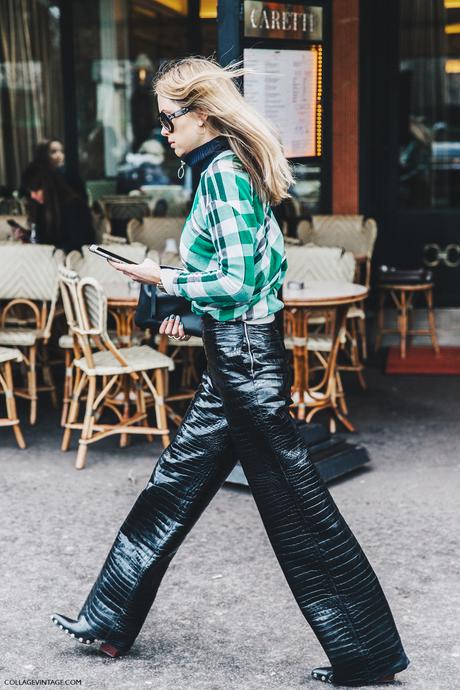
[134,280,203,338]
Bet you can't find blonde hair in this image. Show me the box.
[153,57,294,205]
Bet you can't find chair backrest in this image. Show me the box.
[57,267,81,336]
[297,215,378,259]
[139,185,191,215]
[127,217,184,252]
[285,244,356,283]
[0,215,28,242]
[92,213,112,243]
[59,266,107,336]
[78,277,109,338]
[100,196,151,221]
[0,244,64,337]
[86,179,117,205]
[66,244,147,283]
[101,232,127,245]
[58,266,125,370]
[0,244,65,300]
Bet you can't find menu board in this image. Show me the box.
[243,48,320,158]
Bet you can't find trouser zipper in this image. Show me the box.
[243,321,255,378]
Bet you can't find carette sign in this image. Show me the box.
[244,1,323,41]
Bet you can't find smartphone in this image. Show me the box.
[88,244,136,265]
[7,219,28,232]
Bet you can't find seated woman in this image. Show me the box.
[21,162,94,252]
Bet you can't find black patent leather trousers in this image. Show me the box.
[78,317,409,685]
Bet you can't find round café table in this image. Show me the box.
[283,281,368,432]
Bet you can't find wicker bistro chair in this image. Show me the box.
[65,243,154,344]
[0,346,26,448]
[297,215,377,282]
[86,179,117,206]
[297,215,377,365]
[127,217,184,255]
[59,244,154,425]
[92,216,112,244]
[97,196,151,237]
[285,244,356,284]
[58,267,174,469]
[283,245,358,426]
[0,245,64,424]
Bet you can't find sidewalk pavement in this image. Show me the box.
[0,366,459,690]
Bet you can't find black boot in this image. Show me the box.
[311,666,396,686]
[51,613,132,657]
[51,613,96,645]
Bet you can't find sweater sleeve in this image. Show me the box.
[171,166,257,306]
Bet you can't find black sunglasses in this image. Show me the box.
[158,107,191,133]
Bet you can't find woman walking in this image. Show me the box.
[52,57,409,686]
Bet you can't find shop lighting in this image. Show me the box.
[444,0,460,8]
[445,22,460,33]
[200,0,217,18]
[445,59,460,72]
[313,44,323,157]
[154,0,188,14]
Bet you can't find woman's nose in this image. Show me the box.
[160,126,169,137]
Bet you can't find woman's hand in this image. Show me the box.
[159,315,190,341]
[108,257,161,285]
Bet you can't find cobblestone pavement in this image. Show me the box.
[0,366,459,690]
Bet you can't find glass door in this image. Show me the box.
[361,0,460,307]
[0,0,63,193]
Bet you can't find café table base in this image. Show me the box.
[290,389,356,434]
[284,282,369,434]
[108,305,135,347]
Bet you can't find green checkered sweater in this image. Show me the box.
[170,150,286,322]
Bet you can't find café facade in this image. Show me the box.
[1,0,459,320]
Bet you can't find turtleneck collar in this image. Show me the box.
[182,136,230,175]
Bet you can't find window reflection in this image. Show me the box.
[291,163,321,213]
[399,0,460,208]
[74,0,217,190]
[0,0,63,192]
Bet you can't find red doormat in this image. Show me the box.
[386,346,460,375]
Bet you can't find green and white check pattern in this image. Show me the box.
[170,151,286,322]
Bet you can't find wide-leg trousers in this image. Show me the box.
[78,317,409,685]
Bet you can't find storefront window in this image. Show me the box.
[0,0,63,192]
[290,162,322,213]
[399,0,460,208]
[73,0,217,194]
